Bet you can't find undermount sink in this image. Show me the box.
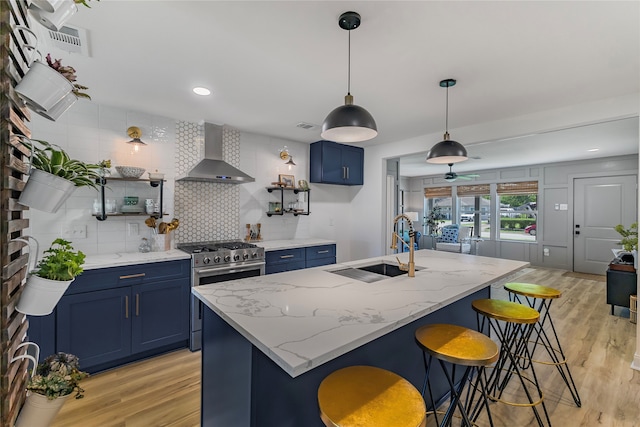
[329,262,422,283]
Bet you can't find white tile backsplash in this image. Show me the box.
[27,103,176,257]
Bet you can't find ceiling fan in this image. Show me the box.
[444,163,479,182]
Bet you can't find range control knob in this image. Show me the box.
[252,252,259,258]
[213,256,221,263]
[233,254,241,261]
[243,253,249,260]
[203,257,211,264]
[224,255,231,262]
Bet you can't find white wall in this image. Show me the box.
[238,132,354,262]
[27,100,176,257]
[350,94,639,261]
[27,101,356,262]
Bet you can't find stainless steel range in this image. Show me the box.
[178,240,265,351]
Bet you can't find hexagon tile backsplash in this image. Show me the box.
[174,121,241,243]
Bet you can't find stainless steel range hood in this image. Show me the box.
[176,123,254,183]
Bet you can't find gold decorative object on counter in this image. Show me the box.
[245,223,262,242]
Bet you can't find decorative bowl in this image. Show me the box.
[115,166,145,178]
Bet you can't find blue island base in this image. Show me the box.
[201,287,490,427]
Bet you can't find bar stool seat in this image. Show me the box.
[415,324,499,426]
[318,365,426,427]
[504,282,581,407]
[472,299,552,427]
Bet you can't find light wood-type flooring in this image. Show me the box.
[50,267,639,427]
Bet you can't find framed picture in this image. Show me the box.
[298,179,309,190]
[279,174,295,188]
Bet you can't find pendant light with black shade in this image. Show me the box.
[321,11,377,143]
[426,79,468,164]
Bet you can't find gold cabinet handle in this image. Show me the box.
[135,294,139,316]
[125,295,129,318]
[119,273,145,279]
[280,255,294,259]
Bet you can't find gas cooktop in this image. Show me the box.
[178,240,259,254]
[177,240,264,268]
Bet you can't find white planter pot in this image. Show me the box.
[30,92,78,122]
[28,0,77,31]
[153,234,173,252]
[30,0,71,13]
[16,275,74,316]
[15,392,72,427]
[19,169,77,213]
[15,61,73,111]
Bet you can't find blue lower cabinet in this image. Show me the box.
[131,279,190,353]
[266,244,336,274]
[57,287,132,370]
[305,245,336,268]
[265,248,305,274]
[54,260,190,373]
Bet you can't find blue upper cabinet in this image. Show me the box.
[310,140,364,185]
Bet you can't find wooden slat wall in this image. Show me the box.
[2,0,33,425]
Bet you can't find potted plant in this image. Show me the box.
[15,54,90,120]
[426,206,446,236]
[615,222,638,269]
[15,352,88,427]
[18,138,101,213]
[16,238,86,316]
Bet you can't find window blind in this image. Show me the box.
[457,184,490,197]
[496,181,538,195]
[424,187,452,198]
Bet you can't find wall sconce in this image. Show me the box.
[279,146,296,169]
[126,126,147,153]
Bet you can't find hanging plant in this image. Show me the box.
[45,54,90,100]
[74,0,99,8]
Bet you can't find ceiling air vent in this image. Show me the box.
[296,122,317,131]
[46,25,90,56]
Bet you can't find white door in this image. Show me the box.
[573,175,637,274]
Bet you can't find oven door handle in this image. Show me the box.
[196,262,265,276]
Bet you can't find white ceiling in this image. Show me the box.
[38,1,639,174]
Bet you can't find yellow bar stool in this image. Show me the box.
[318,365,426,427]
[472,299,552,427]
[504,282,581,407]
[415,324,499,427]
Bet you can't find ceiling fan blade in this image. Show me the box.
[457,175,474,180]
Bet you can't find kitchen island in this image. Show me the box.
[193,250,528,426]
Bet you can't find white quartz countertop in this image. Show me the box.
[192,250,528,378]
[83,249,190,270]
[256,238,336,251]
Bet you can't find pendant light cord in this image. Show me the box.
[347,29,351,95]
[445,84,449,132]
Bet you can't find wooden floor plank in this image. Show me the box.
[49,267,638,427]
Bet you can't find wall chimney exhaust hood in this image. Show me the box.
[177,123,254,184]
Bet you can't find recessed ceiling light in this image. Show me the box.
[193,87,211,96]
[588,148,599,152]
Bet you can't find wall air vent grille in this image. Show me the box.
[47,25,89,56]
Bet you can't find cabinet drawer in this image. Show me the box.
[305,245,336,261]
[266,260,306,275]
[265,248,305,266]
[66,260,190,294]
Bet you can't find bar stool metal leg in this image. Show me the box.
[473,299,553,427]
[505,283,582,407]
[415,323,499,427]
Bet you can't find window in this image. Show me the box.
[424,187,452,235]
[496,181,538,241]
[457,184,490,239]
